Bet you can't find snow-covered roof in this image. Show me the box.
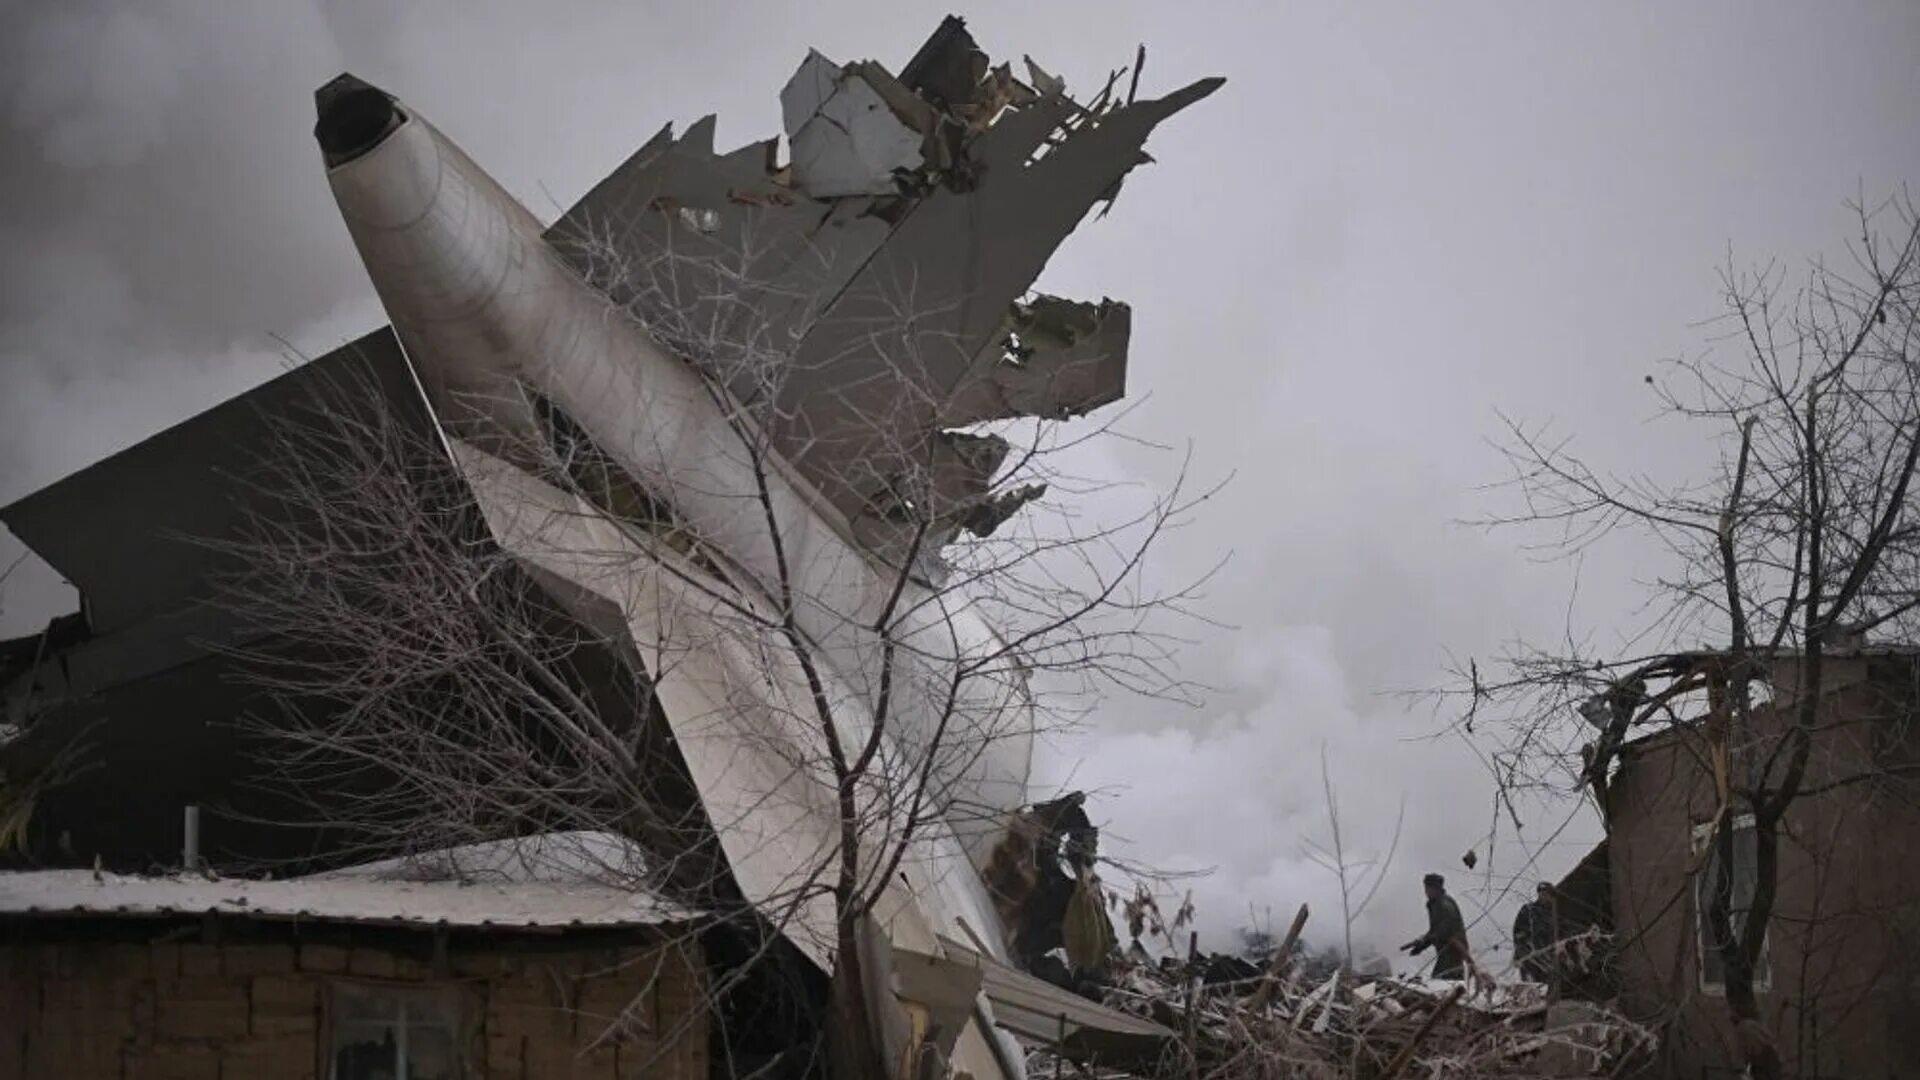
[313,830,651,886]
[0,832,698,931]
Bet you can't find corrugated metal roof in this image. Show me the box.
[0,832,697,931]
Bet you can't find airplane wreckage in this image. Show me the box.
[311,21,1221,1079]
[1,18,1661,1080]
[0,16,1224,1080]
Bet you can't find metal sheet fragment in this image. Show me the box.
[784,51,929,198]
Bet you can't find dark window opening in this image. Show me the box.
[1692,814,1772,993]
[328,981,466,1080]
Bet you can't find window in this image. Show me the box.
[327,982,467,1080]
[1691,814,1772,994]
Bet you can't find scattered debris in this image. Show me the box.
[1024,908,1655,1079]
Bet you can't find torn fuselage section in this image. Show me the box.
[544,17,1219,561]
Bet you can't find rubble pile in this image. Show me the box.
[1024,938,1654,1079]
[978,795,1652,1077]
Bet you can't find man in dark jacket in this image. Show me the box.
[1401,872,1467,979]
[1512,881,1557,984]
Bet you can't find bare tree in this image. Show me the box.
[208,208,1213,1079]
[1302,744,1405,971]
[1453,194,1920,1078]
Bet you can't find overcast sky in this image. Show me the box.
[3,1,1916,965]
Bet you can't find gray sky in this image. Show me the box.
[3,0,1917,963]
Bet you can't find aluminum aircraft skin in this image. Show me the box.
[318,71,1022,950]
[312,28,1215,1077]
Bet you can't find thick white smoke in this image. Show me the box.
[1032,618,1596,970]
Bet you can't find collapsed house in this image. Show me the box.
[1559,645,1920,1078]
[1,17,1221,1080]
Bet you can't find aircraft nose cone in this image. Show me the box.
[314,73,399,166]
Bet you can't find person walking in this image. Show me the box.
[1401,872,1467,979]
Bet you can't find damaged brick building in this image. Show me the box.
[1559,645,1920,1079]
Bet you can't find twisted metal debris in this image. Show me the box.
[1028,918,1655,1079]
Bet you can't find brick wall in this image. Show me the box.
[1604,655,1920,1079]
[0,926,707,1080]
